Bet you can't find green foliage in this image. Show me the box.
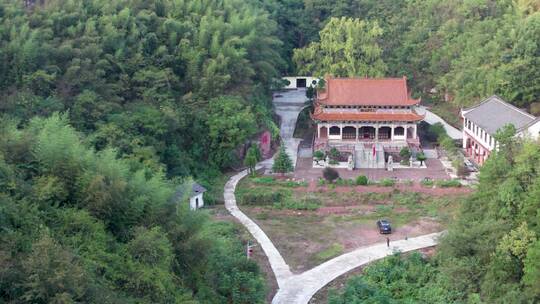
[294,17,386,77]
[379,178,395,187]
[275,197,321,211]
[272,145,293,175]
[240,192,286,206]
[244,144,261,176]
[355,175,368,185]
[421,178,434,187]
[315,243,344,263]
[416,152,427,165]
[399,147,411,160]
[329,147,341,160]
[208,96,257,169]
[0,116,265,303]
[329,253,437,303]
[435,179,462,188]
[313,150,325,165]
[0,0,283,177]
[323,167,339,183]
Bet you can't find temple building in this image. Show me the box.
[311,77,424,168]
[461,95,540,166]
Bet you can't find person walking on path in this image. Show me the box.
[386,237,390,247]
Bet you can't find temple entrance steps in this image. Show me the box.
[354,143,386,168]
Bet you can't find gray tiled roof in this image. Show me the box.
[463,95,536,135]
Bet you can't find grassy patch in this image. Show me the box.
[379,178,396,187]
[435,179,462,188]
[275,196,322,211]
[315,243,344,263]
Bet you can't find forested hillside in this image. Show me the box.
[0,0,283,178]
[0,0,280,303]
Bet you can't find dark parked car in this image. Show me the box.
[377,219,392,234]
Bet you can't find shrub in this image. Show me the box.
[429,122,446,138]
[328,159,339,165]
[380,178,395,187]
[355,175,368,185]
[275,196,321,210]
[416,152,427,166]
[323,167,339,183]
[329,147,340,160]
[435,179,462,188]
[399,147,411,160]
[273,145,293,175]
[318,178,326,186]
[240,191,286,205]
[421,178,434,187]
[313,150,325,166]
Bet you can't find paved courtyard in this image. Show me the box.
[294,157,450,181]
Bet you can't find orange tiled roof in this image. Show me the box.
[311,109,424,122]
[318,77,420,106]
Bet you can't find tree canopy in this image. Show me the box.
[293,17,386,78]
[0,114,266,303]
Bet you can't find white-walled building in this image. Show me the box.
[461,95,540,165]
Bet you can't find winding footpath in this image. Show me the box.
[223,90,445,303]
[224,167,293,287]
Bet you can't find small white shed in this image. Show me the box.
[170,182,207,210]
[188,183,207,210]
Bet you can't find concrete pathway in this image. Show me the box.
[272,232,442,304]
[417,106,462,140]
[224,167,293,287]
[273,89,308,167]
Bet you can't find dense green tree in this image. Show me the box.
[244,144,261,176]
[207,96,257,169]
[272,145,293,175]
[293,17,387,77]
